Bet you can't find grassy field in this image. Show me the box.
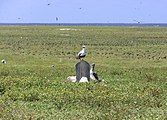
[0,26,167,120]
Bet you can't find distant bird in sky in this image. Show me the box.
[18,17,21,20]
[90,63,100,81]
[55,17,59,21]
[47,3,50,5]
[76,45,87,60]
[133,19,141,24]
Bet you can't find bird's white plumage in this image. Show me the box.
[1,59,7,64]
[90,70,95,80]
[90,63,99,81]
[77,45,87,59]
[78,48,86,56]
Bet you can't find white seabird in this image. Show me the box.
[76,45,87,60]
[90,63,100,82]
[1,59,7,64]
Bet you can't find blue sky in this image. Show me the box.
[0,0,167,23]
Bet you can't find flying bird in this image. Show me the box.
[90,63,100,82]
[55,17,59,21]
[133,19,141,24]
[76,45,87,60]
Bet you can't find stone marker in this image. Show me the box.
[75,60,90,82]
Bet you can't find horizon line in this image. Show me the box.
[0,23,167,27]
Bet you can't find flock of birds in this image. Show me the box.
[67,45,100,82]
[1,45,100,83]
[77,45,99,80]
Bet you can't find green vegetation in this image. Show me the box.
[0,26,167,119]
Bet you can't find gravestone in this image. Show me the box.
[75,60,90,82]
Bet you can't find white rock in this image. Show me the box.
[67,76,77,82]
[79,77,88,82]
